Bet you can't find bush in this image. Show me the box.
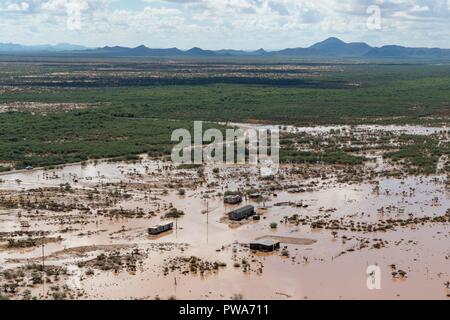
[164,208,185,218]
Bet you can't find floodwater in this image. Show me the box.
[229,122,450,136]
[0,125,449,300]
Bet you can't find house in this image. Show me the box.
[250,239,280,252]
[224,195,242,205]
[148,222,174,235]
[228,205,255,221]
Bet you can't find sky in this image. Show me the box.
[1,0,450,50]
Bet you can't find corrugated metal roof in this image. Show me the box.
[252,238,280,246]
[151,221,173,228]
[230,205,254,214]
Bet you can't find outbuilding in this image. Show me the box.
[228,205,255,221]
[148,222,174,235]
[250,239,281,252]
[224,195,242,205]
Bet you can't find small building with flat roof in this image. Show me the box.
[228,205,255,221]
[224,195,242,205]
[250,239,281,252]
[148,221,174,235]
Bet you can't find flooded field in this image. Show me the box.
[231,122,450,137]
[0,124,448,300]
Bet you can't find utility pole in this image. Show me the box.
[42,241,45,299]
[206,202,209,244]
[175,218,178,238]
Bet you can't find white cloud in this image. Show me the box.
[1,1,30,11]
[411,5,429,12]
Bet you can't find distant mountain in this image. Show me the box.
[309,37,372,56]
[0,43,25,51]
[93,46,130,54]
[216,49,247,56]
[0,43,88,52]
[276,47,315,56]
[88,45,183,56]
[365,45,450,58]
[127,45,183,56]
[49,43,88,51]
[185,47,217,56]
[277,37,372,57]
[199,48,268,57]
[254,48,267,55]
[2,38,450,59]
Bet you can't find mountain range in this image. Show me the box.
[0,43,88,52]
[2,37,450,59]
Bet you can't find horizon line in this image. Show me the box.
[3,37,450,52]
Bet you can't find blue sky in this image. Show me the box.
[1,0,450,49]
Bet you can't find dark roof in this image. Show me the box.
[230,205,254,215]
[150,221,173,228]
